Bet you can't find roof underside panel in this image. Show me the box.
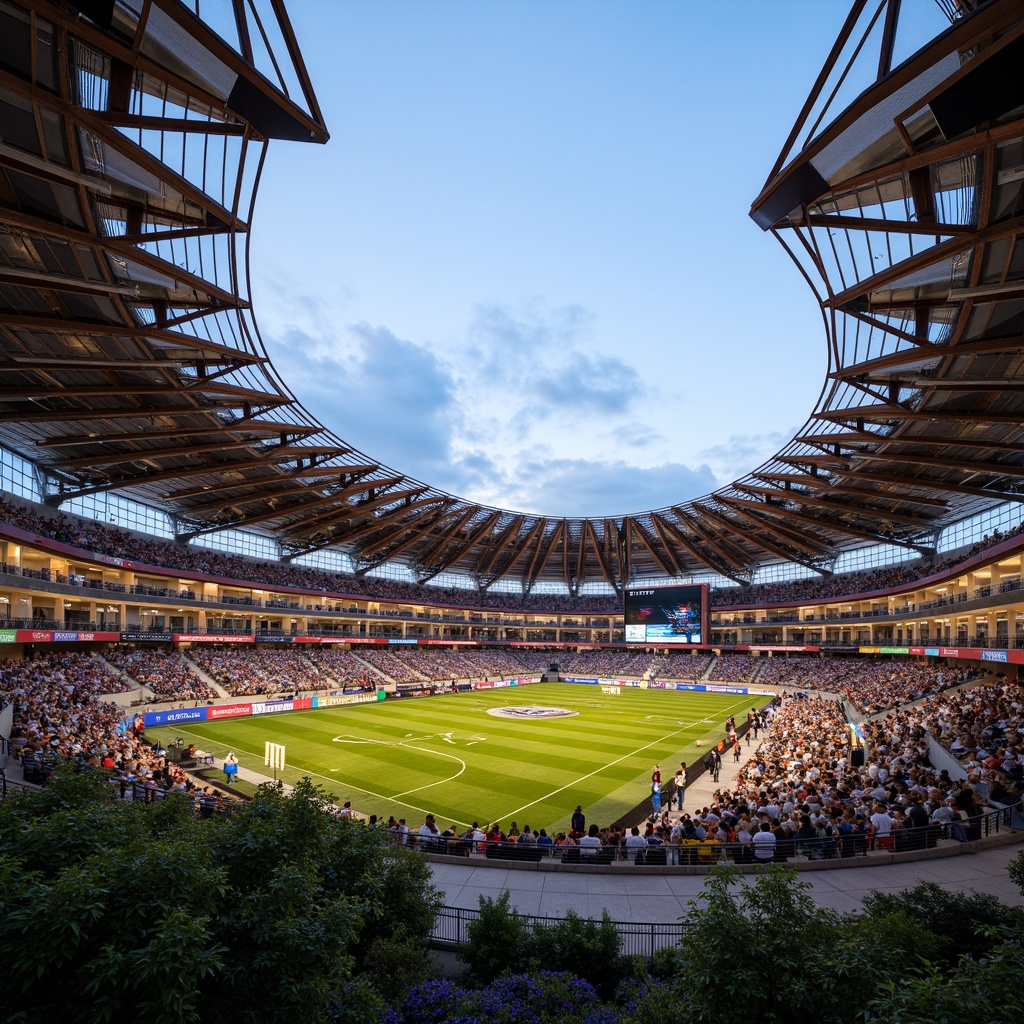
[3,0,1024,592]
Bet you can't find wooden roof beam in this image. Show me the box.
[475,516,526,579]
[671,506,750,572]
[285,486,430,540]
[719,493,925,551]
[712,499,832,574]
[34,420,320,448]
[653,512,749,585]
[627,517,679,579]
[707,493,835,555]
[734,481,936,529]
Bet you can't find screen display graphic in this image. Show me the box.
[623,584,707,645]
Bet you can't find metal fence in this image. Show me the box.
[429,904,689,956]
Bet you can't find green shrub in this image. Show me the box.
[529,910,623,999]
[458,891,532,983]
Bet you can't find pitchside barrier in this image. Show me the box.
[405,805,1015,864]
[141,678,543,727]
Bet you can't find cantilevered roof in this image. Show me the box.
[2,0,1024,595]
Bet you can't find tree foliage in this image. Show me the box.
[0,772,441,1024]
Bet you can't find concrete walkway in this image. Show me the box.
[426,842,1024,920]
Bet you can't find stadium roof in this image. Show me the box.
[2,0,1024,595]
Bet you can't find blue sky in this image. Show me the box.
[249,1,848,518]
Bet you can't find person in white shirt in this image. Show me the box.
[753,821,776,862]
[625,826,647,862]
[579,823,603,856]
[869,802,894,850]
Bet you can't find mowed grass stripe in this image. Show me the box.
[151,684,757,829]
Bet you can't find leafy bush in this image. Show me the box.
[865,927,1024,1024]
[457,891,532,983]
[860,882,1024,965]
[1008,849,1024,897]
[529,910,624,999]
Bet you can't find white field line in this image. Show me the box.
[167,725,475,827]
[496,694,753,822]
[167,691,755,829]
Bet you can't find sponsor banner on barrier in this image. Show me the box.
[34,630,120,642]
[879,646,910,655]
[925,647,941,656]
[749,645,820,653]
[672,683,705,692]
[347,637,389,645]
[563,676,599,685]
[121,632,173,642]
[909,647,926,656]
[706,684,748,694]
[982,649,1009,662]
[143,706,208,727]
[252,699,290,715]
[387,638,418,645]
[418,638,478,645]
[208,702,253,720]
[0,629,16,643]
[312,693,378,708]
[173,633,254,643]
[292,636,350,644]
[255,634,294,643]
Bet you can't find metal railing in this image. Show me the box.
[429,904,689,955]
[395,803,1016,865]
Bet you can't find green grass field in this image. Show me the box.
[149,683,753,833]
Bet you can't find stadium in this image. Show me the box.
[2,1,1024,1021]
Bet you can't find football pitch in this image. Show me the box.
[149,683,755,833]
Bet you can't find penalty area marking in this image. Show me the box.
[163,724,475,828]
[330,732,468,797]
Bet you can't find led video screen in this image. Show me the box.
[623,584,707,645]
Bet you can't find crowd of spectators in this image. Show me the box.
[558,649,654,677]
[303,649,379,689]
[754,655,978,714]
[1,653,130,763]
[869,681,1024,807]
[186,648,329,696]
[717,689,1021,856]
[102,648,215,702]
[703,653,760,683]
[649,652,713,682]
[5,493,1023,618]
